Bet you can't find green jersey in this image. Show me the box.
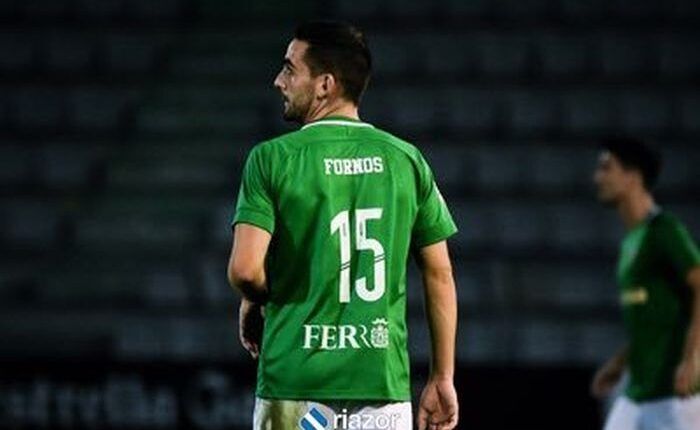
[617,210,700,401]
[232,116,457,401]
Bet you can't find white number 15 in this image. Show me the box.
[330,208,386,303]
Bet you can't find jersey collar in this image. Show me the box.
[301,116,374,130]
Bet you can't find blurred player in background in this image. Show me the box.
[591,138,700,429]
[227,21,459,430]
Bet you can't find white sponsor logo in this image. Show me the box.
[302,319,390,350]
[301,406,403,430]
[323,157,384,176]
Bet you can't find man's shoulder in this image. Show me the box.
[248,129,306,157]
[651,211,681,228]
[253,124,425,160]
[649,211,688,238]
[365,125,424,162]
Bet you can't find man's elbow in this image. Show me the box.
[227,262,266,299]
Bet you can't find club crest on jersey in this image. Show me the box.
[370,318,389,349]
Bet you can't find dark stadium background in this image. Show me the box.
[1,0,699,429]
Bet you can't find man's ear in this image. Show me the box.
[317,73,337,99]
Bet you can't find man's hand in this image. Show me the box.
[591,358,624,399]
[417,376,459,430]
[674,357,700,397]
[239,298,264,360]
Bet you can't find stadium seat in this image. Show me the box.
[38,142,111,190]
[45,33,95,74]
[543,203,607,251]
[1,198,60,250]
[0,146,32,188]
[422,34,477,77]
[680,93,700,135]
[670,0,700,20]
[386,88,438,133]
[491,203,546,250]
[513,319,572,363]
[0,36,36,73]
[21,0,69,20]
[69,87,134,131]
[74,0,124,21]
[558,0,610,22]
[334,0,384,19]
[537,34,591,79]
[129,0,183,22]
[658,36,700,80]
[577,322,626,363]
[360,34,411,77]
[470,146,527,193]
[441,0,491,20]
[491,0,551,21]
[512,262,617,308]
[507,90,559,135]
[657,149,698,193]
[595,34,652,79]
[104,34,161,73]
[14,87,66,130]
[619,92,671,135]
[528,147,597,193]
[442,88,502,134]
[561,90,616,134]
[210,201,236,249]
[198,253,236,306]
[113,315,245,361]
[135,105,262,137]
[455,318,509,363]
[74,211,197,253]
[476,33,532,78]
[106,158,230,191]
[609,0,667,20]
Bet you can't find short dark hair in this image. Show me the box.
[294,21,372,105]
[600,137,662,190]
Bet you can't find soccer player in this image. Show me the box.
[590,138,700,429]
[226,22,459,430]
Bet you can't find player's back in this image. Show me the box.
[234,116,456,401]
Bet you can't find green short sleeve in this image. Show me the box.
[411,153,458,248]
[654,214,700,281]
[232,145,275,233]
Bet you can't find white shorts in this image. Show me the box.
[253,397,413,430]
[604,395,700,430]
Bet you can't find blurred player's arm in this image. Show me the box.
[227,223,271,303]
[591,344,628,399]
[675,266,700,396]
[415,240,459,430]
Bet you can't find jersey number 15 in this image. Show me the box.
[330,208,386,303]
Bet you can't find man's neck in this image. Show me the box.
[617,189,657,230]
[303,99,359,124]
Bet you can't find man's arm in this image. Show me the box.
[415,240,459,430]
[227,223,272,303]
[675,266,700,396]
[591,344,628,399]
[418,240,458,379]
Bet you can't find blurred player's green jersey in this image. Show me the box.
[233,116,457,401]
[617,210,700,401]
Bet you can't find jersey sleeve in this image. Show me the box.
[655,215,700,281]
[411,152,458,248]
[232,145,275,234]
